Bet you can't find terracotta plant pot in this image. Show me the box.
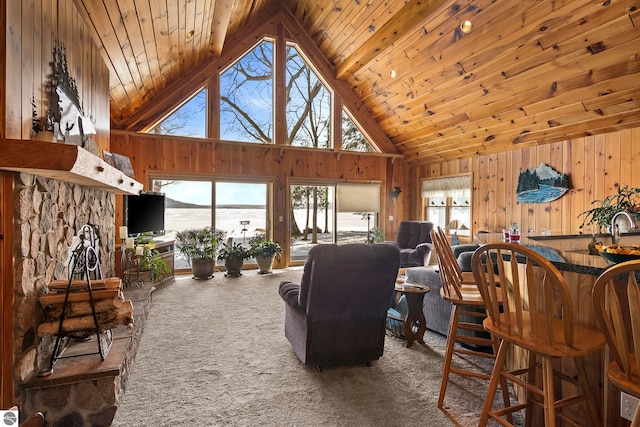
[224,256,244,277]
[191,259,214,280]
[255,254,275,274]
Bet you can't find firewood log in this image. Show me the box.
[39,289,122,306]
[37,301,134,337]
[41,296,125,321]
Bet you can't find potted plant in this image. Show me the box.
[217,241,251,277]
[250,240,282,274]
[366,226,385,244]
[578,185,640,233]
[138,247,171,283]
[175,227,226,279]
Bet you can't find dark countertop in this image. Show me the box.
[479,233,613,276]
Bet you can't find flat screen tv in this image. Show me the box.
[124,191,166,236]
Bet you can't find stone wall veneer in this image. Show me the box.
[12,172,116,396]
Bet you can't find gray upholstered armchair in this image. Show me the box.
[278,243,400,368]
[385,221,434,267]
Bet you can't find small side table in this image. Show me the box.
[394,282,430,347]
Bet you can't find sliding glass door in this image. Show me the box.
[289,182,380,263]
[152,178,268,271]
[215,182,268,266]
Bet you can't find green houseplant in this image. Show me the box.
[175,227,226,279]
[250,240,282,274]
[138,247,171,283]
[578,185,640,233]
[217,242,251,277]
[366,226,385,244]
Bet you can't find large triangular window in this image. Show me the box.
[219,39,274,143]
[286,45,332,148]
[342,109,374,152]
[147,88,207,137]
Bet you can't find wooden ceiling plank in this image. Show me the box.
[194,0,213,63]
[537,0,640,49]
[135,0,164,93]
[102,0,145,98]
[149,0,172,82]
[336,0,449,79]
[377,32,639,136]
[357,0,627,113]
[363,5,632,118]
[75,0,141,109]
[118,1,156,95]
[166,0,181,77]
[208,0,235,57]
[513,110,640,145]
[318,0,400,65]
[583,87,640,112]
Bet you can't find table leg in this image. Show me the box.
[403,292,427,347]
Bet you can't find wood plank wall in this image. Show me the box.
[2,0,111,407]
[4,0,110,152]
[110,131,410,265]
[412,127,640,237]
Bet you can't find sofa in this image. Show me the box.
[403,243,480,337]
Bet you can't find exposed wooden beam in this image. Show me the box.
[335,0,449,79]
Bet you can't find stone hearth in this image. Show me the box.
[18,285,152,425]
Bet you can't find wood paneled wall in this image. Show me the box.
[4,0,110,151]
[412,127,640,236]
[2,0,111,407]
[110,131,410,265]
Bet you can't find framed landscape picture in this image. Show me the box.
[111,153,135,178]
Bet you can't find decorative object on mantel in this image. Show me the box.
[516,163,569,203]
[111,152,136,178]
[33,42,98,155]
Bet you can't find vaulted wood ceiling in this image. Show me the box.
[76,0,640,166]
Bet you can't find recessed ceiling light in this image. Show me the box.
[390,69,397,78]
[460,20,472,34]
[187,30,195,39]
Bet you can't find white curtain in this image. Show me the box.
[422,175,471,198]
[337,183,381,212]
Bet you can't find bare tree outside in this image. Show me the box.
[149,89,207,137]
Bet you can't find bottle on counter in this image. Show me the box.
[509,223,521,244]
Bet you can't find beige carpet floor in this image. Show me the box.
[111,268,520,427]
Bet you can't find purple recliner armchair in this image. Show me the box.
[278,243,400,368]
[385,221,434,267]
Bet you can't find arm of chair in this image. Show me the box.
[451,244,479,258]
[278,281,303,309]
[451,244,479,272]
[415,242,434,265]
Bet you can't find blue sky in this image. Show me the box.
[160,180,266,206]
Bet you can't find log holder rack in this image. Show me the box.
[39,224,113,377]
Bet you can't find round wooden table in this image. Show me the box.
[394,282,430,347]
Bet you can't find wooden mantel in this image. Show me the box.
[0,139,142,195]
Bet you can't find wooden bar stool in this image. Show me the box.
[430,227,510,412]
[472,243,606,427]
[592,259,640,427]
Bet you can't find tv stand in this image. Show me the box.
[152,239,176,290]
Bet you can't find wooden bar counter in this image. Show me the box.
[478,233,629,426]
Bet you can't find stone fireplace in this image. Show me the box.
[9,171,150,425]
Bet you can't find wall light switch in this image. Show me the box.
[278,216,283,222]
[389,216,393,221]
